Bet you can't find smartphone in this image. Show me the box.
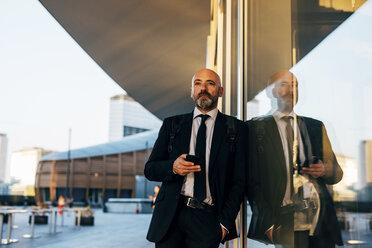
[185,155,200,165]
[301,156,319,168]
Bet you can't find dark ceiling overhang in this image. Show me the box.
[40,0,210,120]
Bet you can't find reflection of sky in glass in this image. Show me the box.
[253,1,372,161]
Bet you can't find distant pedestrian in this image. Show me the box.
[148,185,160,208]
[58,195,65,215]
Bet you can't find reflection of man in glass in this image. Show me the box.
[247,71,343,247]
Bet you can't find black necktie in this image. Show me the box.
[282,116,294,197]
[194,114,209,202]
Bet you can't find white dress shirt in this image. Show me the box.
[181,107,218,205]
[273,110,306,206]
[273,111,321,233]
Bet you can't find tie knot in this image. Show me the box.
[198,114,210,123]
[281,116,293,122]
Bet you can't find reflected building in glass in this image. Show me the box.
[359,140,372,202]
[206,0,370,246]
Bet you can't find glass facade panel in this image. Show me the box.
[207,0,371,246]
[243,0,371,247]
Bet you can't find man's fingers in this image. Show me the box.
[309,164,323,168]
[174,165,201,171]
[175,165,201,176]
[182,161,195,166]
[302,166,323,171]
[302,169,322,173]
[177,165,201,171]
[301,168,323,177]
[174,160,194,167]
[180,154,188,159]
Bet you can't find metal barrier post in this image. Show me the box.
[6,213,12,243]
[53,210,57,233]
[49,210,53,234]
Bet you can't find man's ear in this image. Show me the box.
[218,86,224,97]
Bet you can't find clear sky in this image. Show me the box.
[0,0,124,162]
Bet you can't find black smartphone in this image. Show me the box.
[311,156,319,164]
[301,156,319,168]
[185,155,200,165]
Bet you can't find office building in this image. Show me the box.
[109,94,162,141]
[10,147,52,195]
[0,134,8,183]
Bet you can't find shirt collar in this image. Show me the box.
[193,107,218,121]
[273,110,296,121]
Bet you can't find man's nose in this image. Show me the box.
[200,82,207,90]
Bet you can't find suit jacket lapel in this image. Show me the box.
[209,111,224,178]
[298,116,313,160]
[177,112,193,154]
[266,116,287,179]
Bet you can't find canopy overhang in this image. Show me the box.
[40,0,210,120]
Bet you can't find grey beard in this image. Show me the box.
[196,97,215,110]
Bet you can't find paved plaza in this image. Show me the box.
[0,207,371,248]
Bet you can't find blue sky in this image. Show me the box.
[0,0,124,157]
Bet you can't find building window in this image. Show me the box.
[123,125,149,137]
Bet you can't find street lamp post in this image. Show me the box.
[65,129,72,201]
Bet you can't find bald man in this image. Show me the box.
[145,69,245,248]
[247,71,343,247]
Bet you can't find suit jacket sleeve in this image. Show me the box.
[144,118,180,182]
[246,119,274,243]
[320,122,343,185]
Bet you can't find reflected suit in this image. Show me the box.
[247,115,343,247]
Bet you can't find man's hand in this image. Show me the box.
[221,226,228,241]
[173,154,201,176]
[300,160,326,178]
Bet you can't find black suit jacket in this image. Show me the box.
[145,111,245,243]
[246,115,343,245]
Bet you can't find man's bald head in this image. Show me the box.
[270,70,298,114]
[191,68,221,87]
[268,70,297,86]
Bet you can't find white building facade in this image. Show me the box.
[0,134,8,183]
[109,94,162,141]
[10,147,51,192]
